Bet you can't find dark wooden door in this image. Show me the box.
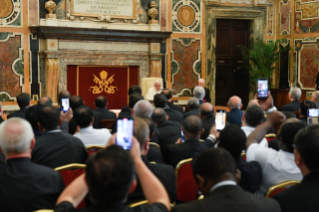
[215,19,250,108]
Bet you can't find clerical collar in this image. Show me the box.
[46,129,62,134]
[209,180,237,193]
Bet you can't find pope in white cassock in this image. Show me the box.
[145,81,162,100]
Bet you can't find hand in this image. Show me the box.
[175,138,183,144]
[60,108,73,123]
[268,111,286,127]
[105,133,117,148]
[130,136,141,161]
[257,91,274,111]
[210,124,220,139]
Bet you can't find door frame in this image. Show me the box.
[204,4,267,105]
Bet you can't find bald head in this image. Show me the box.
[38,96,52,107]
[247,99,259,108]
[199,103,214,119]
[154,81,161,91]
[183,115,203,139]
[198,79,205,87]
[228,96,242,110]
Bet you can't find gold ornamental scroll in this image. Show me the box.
[71,0,137,19]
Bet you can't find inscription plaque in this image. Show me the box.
[71,0,137,19]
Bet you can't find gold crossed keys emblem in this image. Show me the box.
[90,71,118,94]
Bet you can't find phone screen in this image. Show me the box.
[308,109,319,117]
[61,98,70,113]
[257,78,268,99]
[116,118,133,150]
[181,130,185,143]
[215,110,226,131]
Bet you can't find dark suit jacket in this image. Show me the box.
[282,100,300,112]
[167,102,183,114]
[163,138,201,168]
[273,172,319,212]
[192,139,262,193]
[0,158,65,212]
[0,116,4,124]
[31,131,89,168]
[226,108,243,126]
[7,107,28,119]
[165,107,184,125]
[156,120,182,152]
[172,185,280,212]
[93,108,117,129]
[127,156,176,204]
[184,108,199,118]
[200,114,215,140]
[191,87,211,103]
[147,145,164,164]
[68,118,78,135]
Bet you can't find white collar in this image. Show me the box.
[80,126,93,131]
[209,180,237,193]
[46,129,62,134]
[241,126,255,131]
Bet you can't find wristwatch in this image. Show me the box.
[266,106,277,115]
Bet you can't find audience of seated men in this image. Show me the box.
[126,117,176,204]
[31,106,88,168]
[151,108,182,152]
[282,87,302,112]
[92,96,116,129]
[241,104,268,147]
[299,100,316,122]
[74,106,111,146]
[193,124,262,193]
[120,85,142,116]
[154,94,184,125]
[273,125,319,212]
[193,86,205,105]
[163,115,202,168]
[161,88,183,114]
[142,117,164,164]
[0,118,65,211]
[54,141,171,212]
[184,97,200,118]
[172,148,280,212]
[311,90,319,108]
[199,102,215,140]
[246,111,305,196]
[69,95,85,135]
[7,92,31,119]
[226,96,243,126]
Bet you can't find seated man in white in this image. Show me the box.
[74,105,111,146]
[145,81,162,101]
[246,110,304,197]
[241,104,268,148]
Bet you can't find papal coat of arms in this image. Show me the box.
[90,70,118,94]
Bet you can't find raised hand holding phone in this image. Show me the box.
[116,118,134,150]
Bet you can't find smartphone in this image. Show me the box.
[308,109,319,117]
[181,130,185,142]
[215,110,226,131]
[116,118,134,150]
[61,98,70,113]
[257,78,269,100]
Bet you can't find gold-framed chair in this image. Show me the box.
[264,180,301,198]
[129,200,149,208]
[149,142,160,150]
[86,145,105,155]
[199,139,205,144]
[265,133,277,142]
[33,210,54,212]
[149,161,157,164]
[198,195,204,200]
[175,158,198,202]
[241,152,246,161]
[55,163,87,209]
[100,119,116,129]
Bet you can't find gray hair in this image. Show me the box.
[193,86,205,100]
[290,87,302,100]
[188,97,200,109]
[151,108,167,124]
[0,118,34,155]
[133,100,154,118]
[313,91,319,102]
[228,98,241,109]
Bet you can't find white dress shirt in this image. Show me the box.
[145,87,161,100]
[246,143,302,197]
[209,180,237,193]
[74,126,111,146]
[241,126,268,147]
